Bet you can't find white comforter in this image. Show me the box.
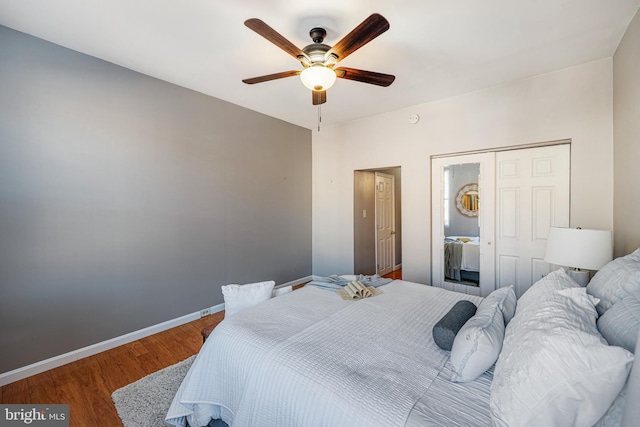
[166,280,488,427]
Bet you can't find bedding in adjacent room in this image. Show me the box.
[444,236,480,282]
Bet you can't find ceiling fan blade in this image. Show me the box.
[334,67,395,87]
[312,90,327,105]
[245,19,308,62]
[242,70,301,84]
[326,13,390,63]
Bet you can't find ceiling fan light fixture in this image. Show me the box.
[243,15,394,106]
[300,65,336,91]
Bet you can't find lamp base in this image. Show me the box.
[566,269,590,287]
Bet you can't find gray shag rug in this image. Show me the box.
[112,356,229,427]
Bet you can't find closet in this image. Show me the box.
[431,142,570,297]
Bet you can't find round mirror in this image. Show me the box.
[455,183,479,217]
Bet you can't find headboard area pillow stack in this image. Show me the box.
[586,248,640,355]
[598,292,640,353]
[587,248,640,315]
[490,269,634,427]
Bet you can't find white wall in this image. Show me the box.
[312,59,613,283]
[613,8,640,257]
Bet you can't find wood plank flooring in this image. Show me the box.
[0,269,401,426]
[0,314,221,427]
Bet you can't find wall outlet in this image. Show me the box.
[200,308,210,318]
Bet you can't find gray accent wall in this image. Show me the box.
[0,26,311,373]
[353,171,376,274]
[613,8,640,258]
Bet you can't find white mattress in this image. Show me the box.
[461,241,480,272]
[166,280,491,427]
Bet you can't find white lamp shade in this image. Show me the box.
[300,65,337,91]
[544,227,613,270]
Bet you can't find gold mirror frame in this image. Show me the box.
[455,183,479,217]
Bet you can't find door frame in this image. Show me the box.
[431,153,496,296]
[353,167,401,275]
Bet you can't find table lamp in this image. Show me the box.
[544,227,613,286]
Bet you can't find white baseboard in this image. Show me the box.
[0,303,226,387]
[274,275,313,289]
[0,276,313,387]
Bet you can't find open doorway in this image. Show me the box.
[353,167,402,275]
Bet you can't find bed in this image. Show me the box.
[444,236,480,283]
[166,250,640,427]
[166,280,492,427]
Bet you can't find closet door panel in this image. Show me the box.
[499,187,519,239]
[495,145,570,297]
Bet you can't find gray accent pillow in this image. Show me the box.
[598,292,640,353]
[432,300,477,351]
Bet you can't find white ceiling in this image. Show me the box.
[1,0,639,130]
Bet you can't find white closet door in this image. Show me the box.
[495,144,570,297]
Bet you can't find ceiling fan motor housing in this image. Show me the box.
[309,27,326,43]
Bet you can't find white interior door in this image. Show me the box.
[495,144,570,297]
[375,172,394,276]
[431,153,495,296]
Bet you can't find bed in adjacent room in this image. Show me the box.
[166,250,640,427]
[444,236,480,283]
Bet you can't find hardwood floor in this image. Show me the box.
[0,269,401,426]
[383,268,403,280]
[0,313,222,427]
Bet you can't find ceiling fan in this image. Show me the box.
[242,13,395,106]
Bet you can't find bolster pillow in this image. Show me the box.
[432,300,477,351]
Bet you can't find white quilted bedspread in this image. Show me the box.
[166,280,484,427]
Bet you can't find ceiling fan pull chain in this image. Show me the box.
[317,104,321,131]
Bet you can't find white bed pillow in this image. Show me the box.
[479,285,516,325]
[450,293,505,383]
[490,286,634,427]
[587,248,640,316]
[221,280,275,317]
[516,268,579,315]
[598,292,640,353]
